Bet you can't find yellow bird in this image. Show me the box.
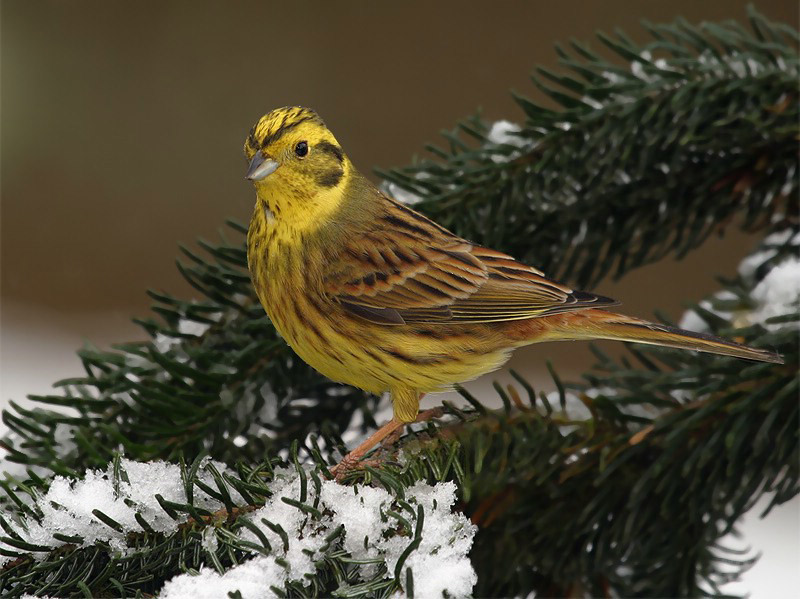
[244,106,782,472]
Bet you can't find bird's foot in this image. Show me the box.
[330,456,386,481]
[329,407,445,482]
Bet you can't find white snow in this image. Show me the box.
[237,469,326,582]
[630,51,653,80]
[201,525,219,554]
[153,332,180,353]
[680,230,799,333]
[739,249,780,282]
[582,96,605,110]
[630,50,681,82]
[738,229,799,282]
[696,50,774,78]
[678,308,711,334]
[750,256,800,330]
[385,181,424,206]
[679,237,799,335]
[321,476,476,598]
[153,317,211,353]
[602,70,626,84]
[161,469,478,598]
[678,290,738,333]
[485,120,529,164]
[486,120,525,147]
[178,319,211,337]
[386,480,477,597]
[160,556,286,599]
[546,391,591,421]
[164,470,335,599]
[0,457,236,566]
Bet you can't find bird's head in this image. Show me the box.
[244,107,352,228]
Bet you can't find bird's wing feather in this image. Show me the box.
[323,198,617,325]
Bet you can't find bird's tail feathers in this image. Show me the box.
[537,309,783,364]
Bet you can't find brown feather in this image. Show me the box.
[513,309,784,364]
[324,195,618,324]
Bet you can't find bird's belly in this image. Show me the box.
[259,289,387,393]
[260,286,512,394]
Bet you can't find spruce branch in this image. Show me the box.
[381,5,798,288]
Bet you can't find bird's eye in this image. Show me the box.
[294,141,308,157]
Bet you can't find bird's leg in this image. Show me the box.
[380,405,443,448]
[330,404,444,481]
[330,419,404,481]
[379,424,405,450]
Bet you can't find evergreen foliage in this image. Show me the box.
[1,8,797,597]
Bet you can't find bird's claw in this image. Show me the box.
[329,456,385,482]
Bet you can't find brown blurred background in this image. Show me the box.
[2,0,797,386]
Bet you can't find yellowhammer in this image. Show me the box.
[244,106,782,474]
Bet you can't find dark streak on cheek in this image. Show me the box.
[316,167,344,188]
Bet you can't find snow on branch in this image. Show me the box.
[162,469,476,598]
[0,458,241,565]
[680,229,800,333]
[1,460,477,598]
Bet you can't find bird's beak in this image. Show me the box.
[245,153,279,181]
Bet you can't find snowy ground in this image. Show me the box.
[1,301,797,597]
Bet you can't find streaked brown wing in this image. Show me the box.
[324,198,617,325]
